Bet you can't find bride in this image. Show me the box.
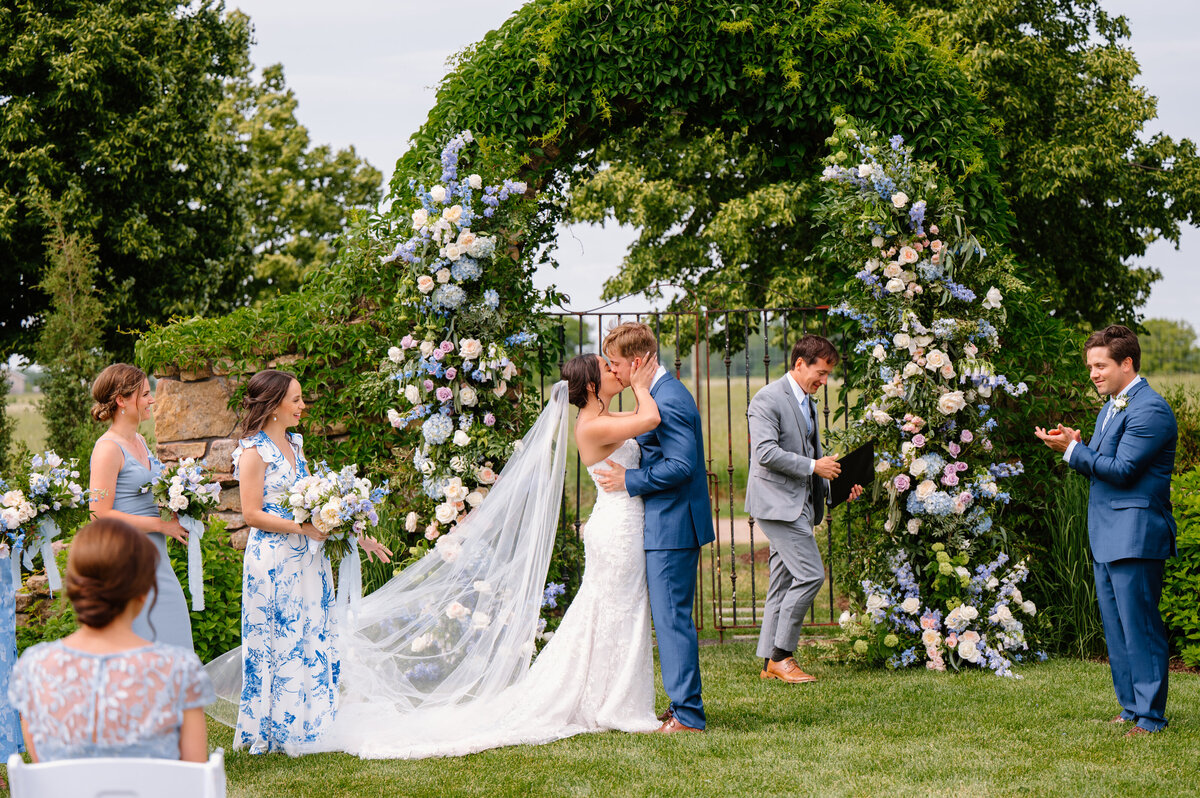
[207,352,665,757]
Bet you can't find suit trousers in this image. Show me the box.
[755,502,825,659]
[646,547,706,729]
[1093,558,1169,731]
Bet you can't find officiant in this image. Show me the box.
[746,335,862,683]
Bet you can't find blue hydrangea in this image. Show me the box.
[450,257,482,282]
[483,289,500,309]
[422,413,454,445]
[432,284,467,309]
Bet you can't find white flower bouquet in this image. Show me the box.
[145,457,221,610]
[2,451,88,593]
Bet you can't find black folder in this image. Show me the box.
[828,441,874,508]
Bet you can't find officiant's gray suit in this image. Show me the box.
[745,374,828,659]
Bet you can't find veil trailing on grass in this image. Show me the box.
[206,381,571,755]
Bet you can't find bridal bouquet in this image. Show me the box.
[1,451,88,593]
[836,546,1043,678]
[144,458,222,610]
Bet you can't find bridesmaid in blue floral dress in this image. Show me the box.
[229,370,390,753]
[89,363,194,650]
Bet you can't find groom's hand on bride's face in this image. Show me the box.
[595,458,627,492]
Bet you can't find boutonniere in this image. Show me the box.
[1112,395,1129,413]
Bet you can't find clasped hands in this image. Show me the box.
[1034,423,1083,454]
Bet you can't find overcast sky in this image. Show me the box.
[228,0,1199,328]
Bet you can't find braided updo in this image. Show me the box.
[66,518,158,630]
[90,363,147,423]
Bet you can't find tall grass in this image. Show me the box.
[1041,476,1106,658]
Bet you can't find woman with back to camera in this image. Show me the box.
[7,518,213,761]
[89,363,194,650]
[216,370,390,754]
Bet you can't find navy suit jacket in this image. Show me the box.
[624,373,716,551]
[1067,378,1177,563]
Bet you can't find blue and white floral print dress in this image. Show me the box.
[233,431,338,754]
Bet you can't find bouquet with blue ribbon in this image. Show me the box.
[144,458,221,611]
[1,451,88,594]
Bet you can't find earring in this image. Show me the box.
[273,415,277,421]
[121,409,125,415]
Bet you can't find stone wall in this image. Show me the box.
[152,363,249,548]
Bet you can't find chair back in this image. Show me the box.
[6,750,226,798]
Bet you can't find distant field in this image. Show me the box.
[1146,373,1200,392]
[6,392,46,452]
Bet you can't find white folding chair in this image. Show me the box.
[7,749,226,798]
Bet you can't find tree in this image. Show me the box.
[222,63,383,300]
[884,0,1200,327]
[0,0,254,360]
[35,199,106,462]
[1140,319,1200,375]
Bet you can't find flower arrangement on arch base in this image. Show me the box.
[374,131,555,564]
[816,115,1046,676]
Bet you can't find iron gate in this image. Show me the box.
[537,306,857,641]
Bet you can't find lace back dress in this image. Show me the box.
[332,438,658,759]
[231,431,338,754]
[7,641,213,761]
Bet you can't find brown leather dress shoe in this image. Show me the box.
[657,706,674,722]
[656,716,703,734]
[760,657,818,683]
[1124,726,1155,738]
[1110,714,1129,724]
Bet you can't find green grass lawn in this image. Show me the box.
[143,644,1199,797]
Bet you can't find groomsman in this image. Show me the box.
[1036,324,1177,736]
[746,335,860,682]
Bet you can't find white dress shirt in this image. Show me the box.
[786,372,817,476]
[649,364,668,392]
[1064,375,1141,464]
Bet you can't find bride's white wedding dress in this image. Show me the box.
[207,382,658,758]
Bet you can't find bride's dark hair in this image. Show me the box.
[561,354,602,409]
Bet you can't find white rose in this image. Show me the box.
[445,600,469,620]
[476,466,497,484]
[466,491,483,507]
[387,346,403,364]
[885,278,906,293]
[955,566,971,581]
[986,577,999,590]
[902,362,922,379]
[900,597,921,614]
[838,610,854,629]
[459,338,483,359]
[459,386,478,406]
[405,384,421,404]
[872,344,886,361]
[958,639,982,662]
[442,204,463,223]
[453,430,471,447]
[915,479,937,500]
[937,391,966,415]
[883,263,903,278]
[443,478,468,502]
[1011,588,1023,605]
[891,191,909,208]
[471,611,490,630]
[925,349,948,370]
[435,501,458,524]
[939,363,956,380]
[989,605,1014,626]
[857,162,875,178]
[412,208,428,229]
[893,332,912,350]
[443,243,463,261]
[872,236,886,248]
[417,275,435,294]
[906,518,921,535]
[921,629,941,648]
[1022,600,1037,616]
[915,335,935,348]
[959,604,979,621]
[468,174,483,190]
[436,268,451,284]
[909,458,928,477]
[865,258,881,273]
[899,246,919,264]
[387,408,403,428]
[404,511,418,533]
[430,185,447,204]
[982,286,1003,310]
[865,594,888,613]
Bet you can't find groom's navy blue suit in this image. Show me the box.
[624,371,715,730]
[1067,377,1176,732]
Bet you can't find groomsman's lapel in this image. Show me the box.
[783,378,809,441]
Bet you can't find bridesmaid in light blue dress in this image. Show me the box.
[89,364,194,651]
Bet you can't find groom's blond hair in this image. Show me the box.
[603,321,658,359]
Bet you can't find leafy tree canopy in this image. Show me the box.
[1140,318,1200,375]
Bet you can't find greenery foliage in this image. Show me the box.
[1035,475,1105,659]
[34,200,105,463]
[1141,319,1200,375]
[887,0,1200,328]
[1162,466,1200,668]
[0,367,14,476]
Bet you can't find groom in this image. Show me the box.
[1036,324,1177,736]
[595,321,715,733]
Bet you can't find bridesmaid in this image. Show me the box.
[89,364,194,651]
[231,370,388,753]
